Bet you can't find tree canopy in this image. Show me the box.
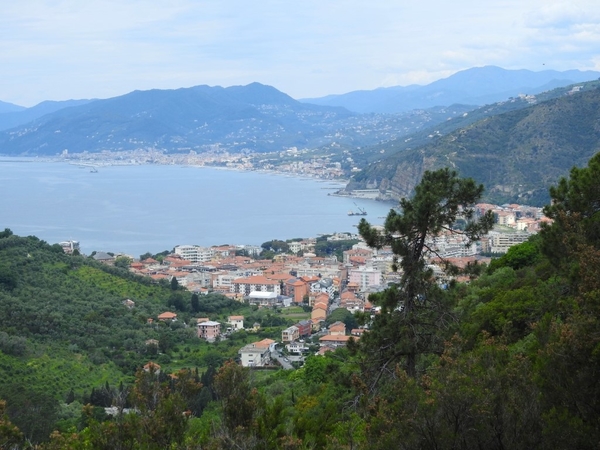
[357,168,494,378]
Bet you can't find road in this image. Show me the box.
[272,351,294,370]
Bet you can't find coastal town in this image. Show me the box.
[61,200,549,369]
[59,147,351,180]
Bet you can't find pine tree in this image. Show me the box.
[357,168,494,380]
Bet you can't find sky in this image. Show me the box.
[2,0,600,107]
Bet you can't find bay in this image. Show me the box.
[0,159,395,257]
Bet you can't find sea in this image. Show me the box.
[0,159,396,257]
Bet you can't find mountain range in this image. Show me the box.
[1,66,598,158]
[301,65,600,113]
[0,83,357,155]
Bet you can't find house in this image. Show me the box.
[93,252,115,264]
[239,338,275,367]
[197,321,221,341]
[319,334,354,347]
[328,321,346,336]
[286,341,309,354]
[311,318,325,332]
[122,299,135,309]
[228,315,244,331]
[314,292,330,307]
[282,325,300,343]
[296,320,312,338]
[157,311,177,322]
[317,346,334,356]
[340,290,364,311]
[311,302,328,321]
[343,248,373,265]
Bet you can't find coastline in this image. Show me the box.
[8,153,353,185]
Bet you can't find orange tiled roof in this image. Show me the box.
[158,312,177,320]
[319,335,354,342]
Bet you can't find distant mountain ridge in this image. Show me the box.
[301,66,600,113]
[0,99,94,132]
[1,66,599,165]
[346,81,600,206]
[0,83,357,156]
[0,100,25,114]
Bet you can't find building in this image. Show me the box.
[319,334,354,348]
[247,291,280,307]
[122,299,135,309]
[174,245,215,264]
[59,240,80,254]
[284,278,309,303]
[197,321,221,341]
[328,321,346,336]
[282,325,300,343]
[286,341,309,354]
[239,338,275,367]
[311,302,328,321]
[343,248,374,265]
[231,275,282,296]
[228,315,244,331]
[488,231,531,253]
[288,241,302,254]
[348,266,382,292]
[296,320,312,338]
[157,311,177,322]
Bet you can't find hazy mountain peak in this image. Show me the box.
[301,66,600,113]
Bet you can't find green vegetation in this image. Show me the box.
[2,154,600,448]
[351,83,600,206]
[314,236,359,260]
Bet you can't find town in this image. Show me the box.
[59,200,548,370]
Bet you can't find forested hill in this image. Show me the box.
[347,83,600,206]
[0,231,253,443]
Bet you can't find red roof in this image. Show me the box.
[158,312,177,320]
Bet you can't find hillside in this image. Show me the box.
[347,83,600,206]
[0,230,311,444]
[301,66,600,113]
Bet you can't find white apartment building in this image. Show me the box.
[488,232,531,253]
[174,245,215,264]
[239,339,275,367]
[429,234,478,258]
[289,241,302,254]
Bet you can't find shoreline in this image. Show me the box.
[0,154,352,185]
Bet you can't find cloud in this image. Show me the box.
[2,0,600,105]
